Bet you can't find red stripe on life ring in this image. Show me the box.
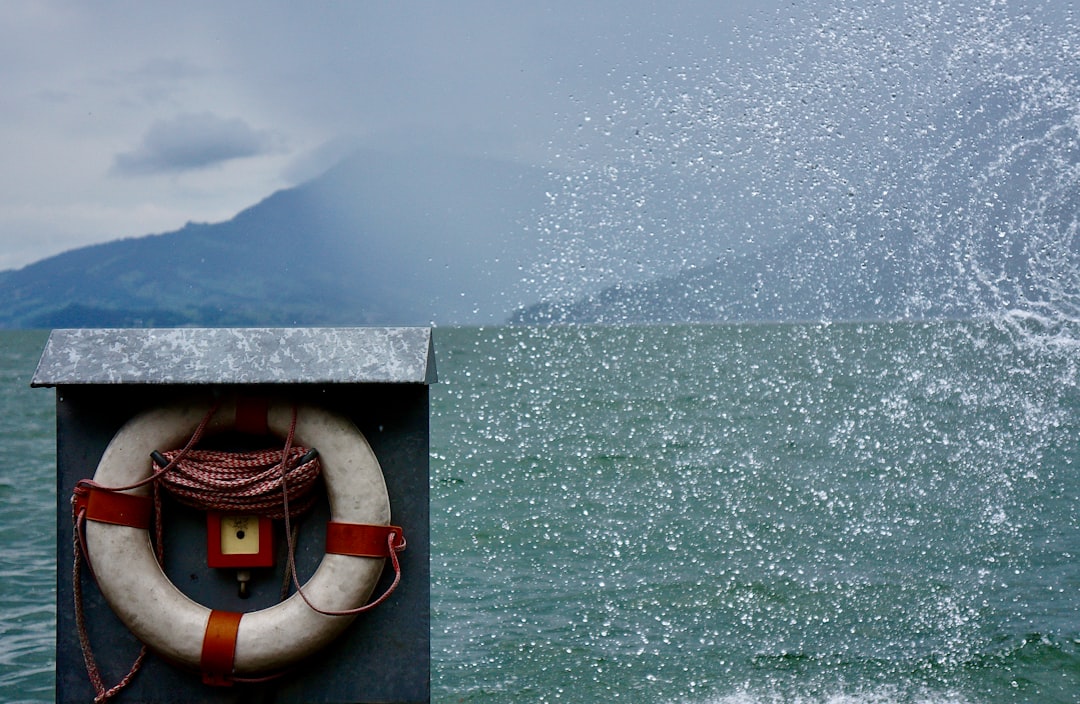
[84,488,152,529]
[325,523,404,558]
[201,610,243,686]
[234,397,270,436]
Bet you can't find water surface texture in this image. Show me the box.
[0,322,1077,702]
[429,322,1076,703]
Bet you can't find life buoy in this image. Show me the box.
[78,397,400,682]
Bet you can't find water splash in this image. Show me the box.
[531,1,1080,343]
[700,687,974,704]
[493,4,1080,702]
[430,324,1079,703]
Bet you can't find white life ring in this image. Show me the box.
[82,397,392,678]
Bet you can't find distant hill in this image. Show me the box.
[0,150,554,329]
[511,219,930,324]
[509,207,1059,325]
[512,208,1073,325]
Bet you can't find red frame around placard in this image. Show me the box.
[205,512,275,569]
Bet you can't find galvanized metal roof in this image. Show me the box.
[31,327,436,386]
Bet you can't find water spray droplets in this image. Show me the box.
[531,2,1079,342]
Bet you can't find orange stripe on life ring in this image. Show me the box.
[325,522,404,558]
[201,610,243,686]
[85,488,152,529]
[234,397,270,436]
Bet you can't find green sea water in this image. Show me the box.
[1,323,1077,703]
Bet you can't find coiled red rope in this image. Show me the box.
[154,446,321,519]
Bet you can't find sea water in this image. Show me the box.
[0,330,57,704]
[429,322,1078,703]
[4,322,1074,703]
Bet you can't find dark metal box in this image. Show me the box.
[33,327,434,704]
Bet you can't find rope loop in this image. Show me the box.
[284,526,406,617]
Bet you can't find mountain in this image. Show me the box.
[510,225,920,324]
[6,84,1071,330]
[513,112,1080,324]
[512,206,1072,326]
[0,150,554,329]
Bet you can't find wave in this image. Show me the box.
[690,633,1080,704]
[700,689,972,704]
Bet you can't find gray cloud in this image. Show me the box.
[112,112,278,175]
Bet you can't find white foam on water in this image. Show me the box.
[696,686,974,704]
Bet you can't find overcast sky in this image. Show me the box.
[0,0,787,271]
[4,1,1073,276]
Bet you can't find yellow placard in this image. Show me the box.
[220,515,260,555]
